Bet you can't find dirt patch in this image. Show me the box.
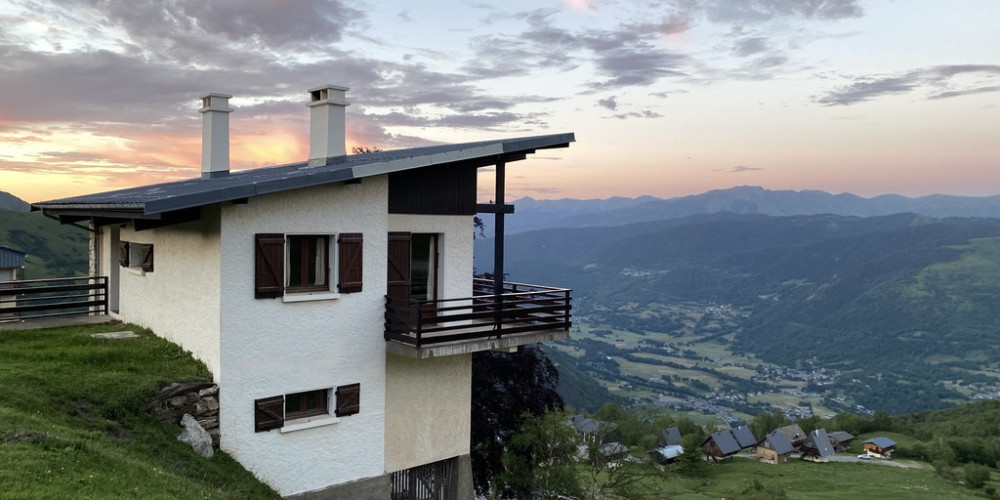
[3,431,47,444]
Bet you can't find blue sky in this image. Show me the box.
[1,0,998,202]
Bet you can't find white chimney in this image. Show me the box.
[307,85,349,166]
[199,93,233,179]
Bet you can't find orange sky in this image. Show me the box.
[2,0,999,204]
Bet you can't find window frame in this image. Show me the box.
[284,234,330,294]
[255,232,363,300]
[284,388,330,421]
[119,241,154,273]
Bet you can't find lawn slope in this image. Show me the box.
[0,323,278,499]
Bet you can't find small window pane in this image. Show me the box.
[286,235,329,290]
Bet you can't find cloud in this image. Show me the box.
[716,165,763,173]
[697,0,863,24]
[598,96,618,110]
[732,36,769,57]
[818,64,1000,106]
[613,110,663,119]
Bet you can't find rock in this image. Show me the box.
[177,414,214,458]
[198,386,219,397]
[205,397,219,411]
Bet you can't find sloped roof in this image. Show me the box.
[568,415,602,435]
[774,424,807,444]
[760,432,795,455]
[705,430,741,456]
[0,246,26,269]
[732,425,757,449]
[658,444,684,460]
[864,437,897,448]
[828,431,855,442]
[33,133,574,218]
[664,427,682,446]
[803,429,835,458]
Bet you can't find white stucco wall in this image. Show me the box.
[111,207,223,376]
[384,353,472,472]
[384,214,474,472]
[218,179,389,496]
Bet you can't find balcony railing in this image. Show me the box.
[385,278,571,354]
[0,276,108,321]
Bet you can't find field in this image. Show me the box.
[656,458,987,499]
[0,323,278,499]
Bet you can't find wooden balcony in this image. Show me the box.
[385,278,571,358]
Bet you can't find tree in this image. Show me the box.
[350,145,382,154]
[471,346,564,496]
[964,463,991,489]
[500,411,582,499]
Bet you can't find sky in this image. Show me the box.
[1,0,998,204]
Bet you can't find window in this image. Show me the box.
[255,233,362,299]
[285,235,328,292]
[254,384,361,432]
[118,241,154,272]
[285,389,329,420]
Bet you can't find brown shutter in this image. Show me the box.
[255,233,285,299]
[386,232,411,300]
[118,241,130,267]
[335,383,360,417]
[337,233,363,293]
[139,244,154,272]
[254,395,284,432]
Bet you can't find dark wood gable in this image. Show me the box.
[388,162,477,215]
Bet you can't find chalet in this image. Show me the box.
[0,246,25,281]
[800,428,835,462]
[664,426,682,446]
[755,432,795,465]
[569,414,604,442]
[0,246,26,319]
[773,423,808,450]
[33,86,574,499]
[863,437,897,459]
[828,430,855,452]
[656,444,684,463]
[701,430,742,463]
[731,425,758,451]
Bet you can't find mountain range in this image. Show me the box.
[497,186,1000,235]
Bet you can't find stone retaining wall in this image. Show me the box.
[145,381,220,446]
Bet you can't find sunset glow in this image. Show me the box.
[0,0,998,203]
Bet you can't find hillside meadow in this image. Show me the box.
[0,323,278,499]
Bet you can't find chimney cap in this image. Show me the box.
[199,93,233,113]
[308,85,350,107]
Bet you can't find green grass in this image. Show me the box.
[658,458,985,499]
[0,323,279,499]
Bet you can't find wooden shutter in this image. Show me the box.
[335,383,360,417]
[118,241,130,267]
[337,233,363,293]
[254,395,284,432]
[255,233,285,299]
[139,244,154,272]
[386,232,411,300]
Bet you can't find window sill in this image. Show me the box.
[280,415,339,433]
[282,291,341,303]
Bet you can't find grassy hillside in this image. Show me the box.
[0,323,278,499]
[0,210,89,278]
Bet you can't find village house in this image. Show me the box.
[863,437,897,458]
[33,86,574,499]
[0,246,25,282]
[799,428,835,462]
[701,425,756,463]
[755,432,795,465]
[773,423,808,450]
[664,426,682,446]
[828,430,855,452]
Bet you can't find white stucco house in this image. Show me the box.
[33,86,573,499]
